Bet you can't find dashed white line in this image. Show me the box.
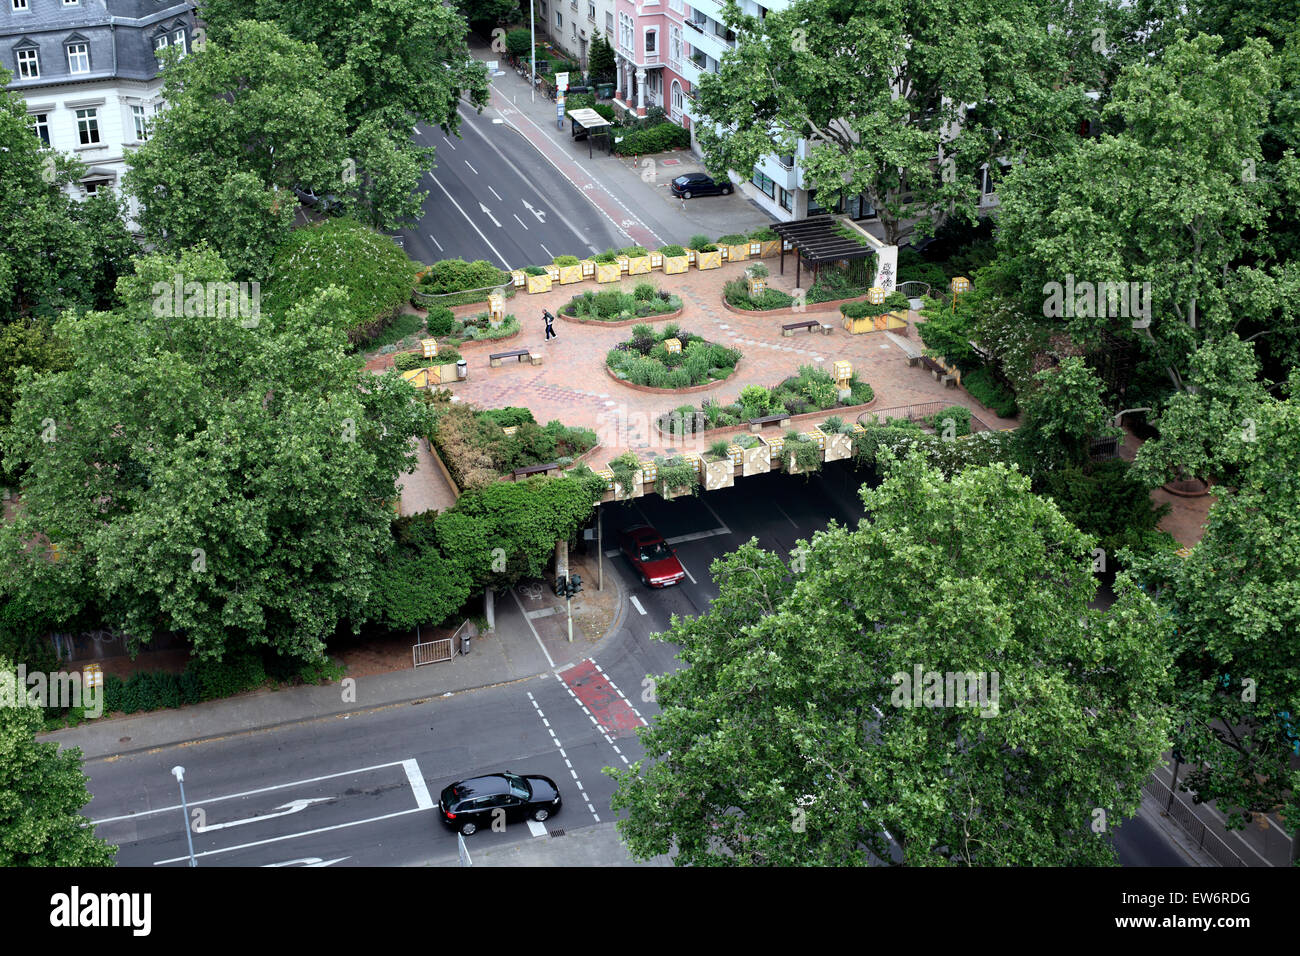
[526,691,600,823]
[464,160,479,174]
[539,241,554,259]
[427,233,443,252]
[513,212,529,230]
[488,185,503,201]
[629,595,647,615]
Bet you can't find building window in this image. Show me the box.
[132,104,149,141]
[75,107,100,145]
[63,0,79,5]
[606,12,613,33]
[15,48,39,78]
[153,34,169,53]
[588,2,595,20]
[555,11,562,28]
[751,168,776,199]
[619,12,633,53]
[779,187,793,212]
[671,80,683,117]
[12,0,30,11]
[669,0,682,10]
[172,29,188,56]
[668,26,682,70]
[645,28,657,59]
[28,112,50,145]
[67,42,90,74]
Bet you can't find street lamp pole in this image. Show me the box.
[171,766,197,867]
[529,0,536,103]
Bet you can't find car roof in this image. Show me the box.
[455,774,510,797]
[676,172,710,181]
[622,524,662,540]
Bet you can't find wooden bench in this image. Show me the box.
[748,412,792,433]
[781,319,833,337]
[490,348,542,367]
[918,356,957,388]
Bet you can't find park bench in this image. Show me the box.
[919,355,957,388]
[510,462,559,480]
[781,319,832,337]
[490,348,542,367]
[748,412,792,433]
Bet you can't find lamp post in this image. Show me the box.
[530,0,536,103]
[171,766,197,867]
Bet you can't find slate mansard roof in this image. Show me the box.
[2,0,197,90]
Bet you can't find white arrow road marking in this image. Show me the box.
[478,201,503,227]
[522,199,547,222]
[194,798,331,833]
[427,174,509,268]
[263,857,350,867]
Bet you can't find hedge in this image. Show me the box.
[962,366,1019,417]
[612,122,691,155]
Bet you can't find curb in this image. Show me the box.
[604,358,741,395]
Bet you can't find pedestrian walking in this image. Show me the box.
[544,309,557,340]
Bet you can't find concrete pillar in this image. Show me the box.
[484,588,495,632]
[875,244,899,293]
[555,538,569,581]
[635,68,646,115]
[615,57,625,101]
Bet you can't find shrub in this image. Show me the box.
[592,104,616,122]
[655,456,699,496]
[481,407,537,428]
[593,250,618,263]
[658,244,687,257]
[394,351,425,371]
[746,262,769,278]
[553,254,581,266]
[619,246,649,257]
[633,282,656,301]
[784,435,823,473]
[716,234,746,245]
[884,290,911,310]
[842,301,878,319]
[611,121,691,155]
[1040,459,1175,564]
[962,366,1019,417]
[566,92,596,111]
[505,28,532,57]
[823,415,844,432]
[707,439,732,460]
[749,226,778,241]
[689,234,712,250]
[523,265,548,276]
[434,346,462,364]
[739,384,774,415]
[848,380,875,405]
[426,307,457,336]
[419,258,511,295]
[927,405,972,436]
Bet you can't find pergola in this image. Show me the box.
[772,216,876,289]
[566,108,613,159]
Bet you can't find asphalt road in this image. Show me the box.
[84,463,1189,867]
[401,105,627,271]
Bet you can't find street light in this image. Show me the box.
[530,0,536,103]
[554,573,584,642]
[171,766,197,867]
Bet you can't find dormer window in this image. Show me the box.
[15,47,39,79]
[171,28,188,57]
[67,42,90,74]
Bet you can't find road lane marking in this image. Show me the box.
[263,857,349,867]
[526,819,548,837]
[663,526,730,546]
[194,798,331,833]
[153,808,425,865]
[629,595,646,615]
[513,212,529,230]
[403,758,435,810]
[442,136,456,150]
[556,661,640,765]
[428,173,510,269]
[539,241,553,259]
[676,556,696,585]
[488,185,502,201]
[509,587,556,668]
[774,501,799,529]
[527,691,599,823]
[700,498,732,535]
[464,160,478,175]
[91,759,420,825]
[427,233,443,252]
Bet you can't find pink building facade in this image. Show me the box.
[611,0,693,127]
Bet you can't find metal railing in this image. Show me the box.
[1141,776,1250,867]
[413,621,462,667]
[897,280,931,300]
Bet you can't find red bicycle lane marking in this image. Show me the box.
[558,659,647,738]
[485,84,662,249]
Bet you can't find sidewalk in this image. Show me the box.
[39,552,626,761]
[432,820,673,867]
[470,39,774,251]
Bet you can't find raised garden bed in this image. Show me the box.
[606,323,742,391]
[559,284,683,323]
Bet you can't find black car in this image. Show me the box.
[670,172,734,199]
[438,772,561,836]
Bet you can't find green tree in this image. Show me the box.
[0,317,71,482]
[0,656,115,866]
[1124,378,1300,843]
[124,22,352,280]
[692,0,1090,245]
[0,246,431,663]
[1012,357,1118,478]
[611,453,1171,865]
[588,32,615,81]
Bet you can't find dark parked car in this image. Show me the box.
[670,172,733,199]
[619,525,686,588]
[439,772,561,836]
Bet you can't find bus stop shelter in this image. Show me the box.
[566,108,612,158]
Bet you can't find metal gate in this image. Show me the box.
[413,621,460,667]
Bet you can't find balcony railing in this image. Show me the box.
[685,19,704,33]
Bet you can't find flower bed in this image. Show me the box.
[559,283,682,322]
[606,323,742,390]
[414,259,515,308]
[430,403,598,491]
[423,306,522,347]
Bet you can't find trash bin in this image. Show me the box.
[460,628,471,655]
[456,359,467,381]
[596,82,614,99]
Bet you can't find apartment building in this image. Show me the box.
[1,0,196,199]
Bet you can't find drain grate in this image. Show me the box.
[549,828,566,838]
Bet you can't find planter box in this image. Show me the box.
[580,259,596,278]
[613,469,645,499]
[616,255,630,273]
[627,255,652,276]
[558,264,583,284]
[663,255,690,275]
[545,265,560,281]
[818,427,853,462]
[595,262,621,283]
[526,273,553,294]
[659,480,696,500]
[703,457,734,491]
[725,243,749,263]
[510,269,526,288]
[759,239,781,258]
[785,443,822,474]
[696,250,723,270]
[740,442,769,476]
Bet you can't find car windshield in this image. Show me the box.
[639,541,672,562]
[503,772,531,800]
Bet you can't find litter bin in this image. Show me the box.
[456,359,467,381]
[595,82,614,99]
[460,626,471,655]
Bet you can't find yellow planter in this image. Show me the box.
[760,239,781,258]
[558,264,583,284]
[696,249,723,270]
[595,262,621,283]
[627,255,652,275]
[510,269,526,288]
[725,244,749,263]
[526,273,552,294]
[703,457,734,490]
[663,255,690,275]
[580,259,596,278]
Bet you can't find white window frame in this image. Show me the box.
[587,2,595,21]
[132,103,149,141]
[63,0,80,5]
[15,47,39,79]
[644,27,658,61]
[668,25,682,70]
[67,42,90,74]
[75,107,100,145]
[606,11,613,33]
[171,29,188,57]
[618,12,634,53]
[28,111,50,145]
[12,0,30,12]
[670,80,683,118]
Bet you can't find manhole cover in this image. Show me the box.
[549,828,566,838]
